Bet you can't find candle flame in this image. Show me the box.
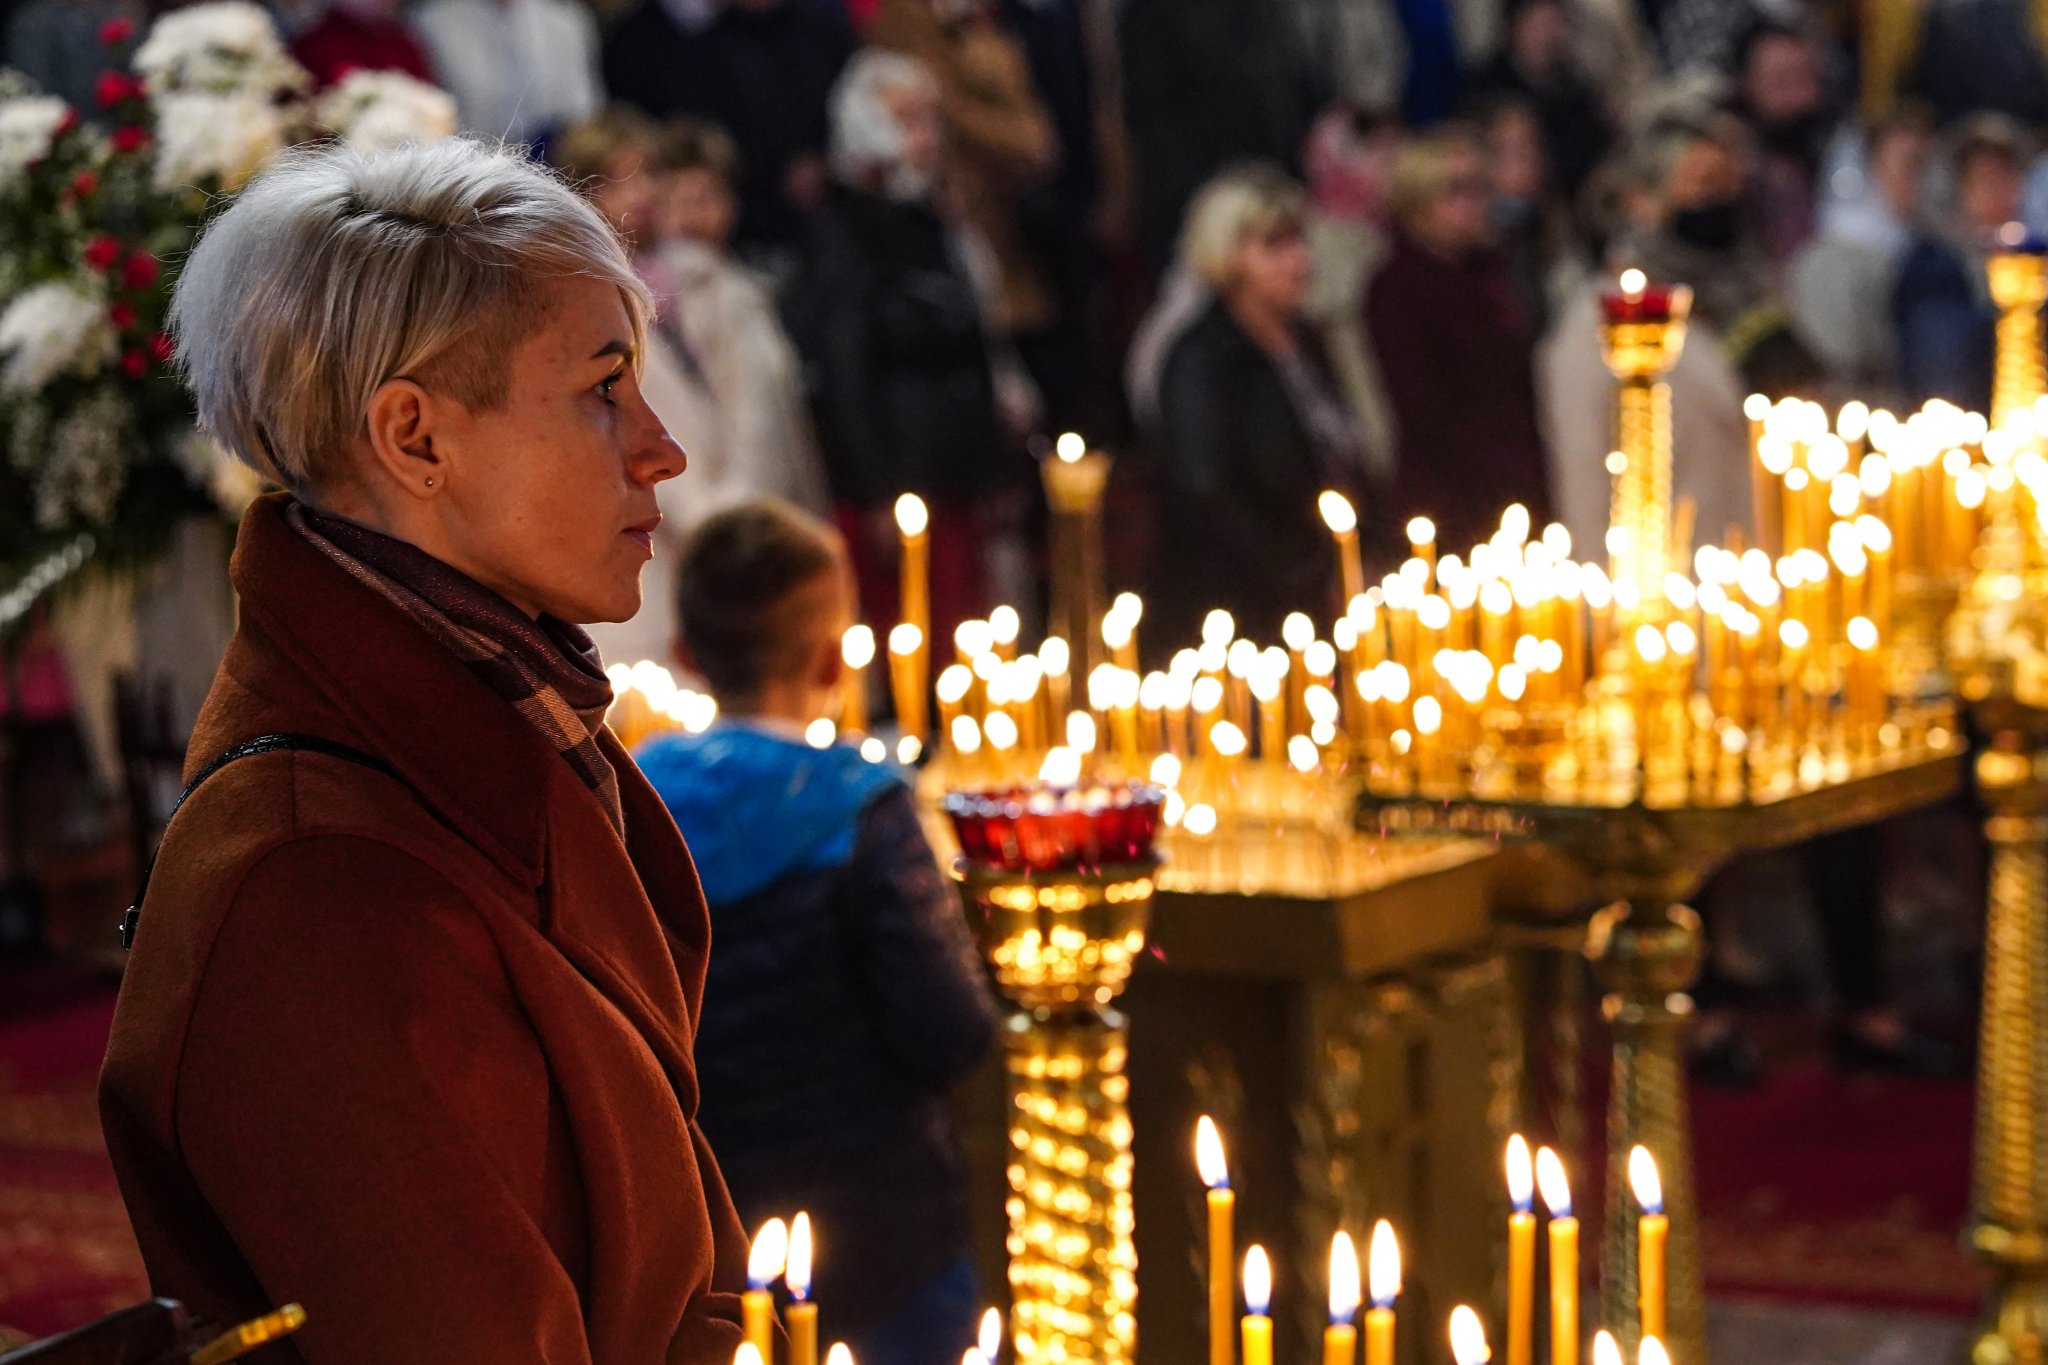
[1244,1245,1272,1316]
[1319,490,1358,536]
[787,1212,813,1300]
[1328,1231,1362,1324]
[1536,1147,1572,1218]
[1848,615,1879,651]
[979,1308,1002,1360]
[1640,1338,1670,1365]
[1628,1145,1664,1215]
[1202,609,1237,646]
[1066,711,1098,753]
[894,494,928,537]
[951,715,982,755]
[1448,1306,1491,1365]
[889,623,923,657]
[842,625,876,670]
[736,1346,766,1365]
[1112,591,1144,626]
[1210,720,1249,757]
[1406,516,1437,547]
[955,619,992,659]
[1288,735,1320,773]
[989,605,1020,646]
[1039,636,1071,677]
[1413,696,1442,736]
[826,1346,854,1365]
[983,711,1019,751]
[1039,746,1081,787]
[1194,1115,1229,1189]
[897,735,922,765]
[747,1217,789,1289]
[1618,267,1646,297]
[860,737,886,763]
[1283,611,1316,650]
[1368,1220,1401,1307]
[1592,1331,1622,1365]
[1102,613,1135,650]
[805,718,837,749]
[1506,1135,1534,1211]
[1055,431,1086,463]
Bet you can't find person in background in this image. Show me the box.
[1300,103,1404,488]
[638,500,996,1365]
[1474,0,1616,205]
[1789,109,1932,398]
[1145,164,1366,646]
[1544,107,1821,558]
[1478,91,1584,337]
[1366,125,1552,552]
[603,0,856,272]
[1732,19,1831,262]
[412,0,602,143]
[289,0,435,88]
[1895,114,2028,413]
[554,109,718,667]
[868,0,1060,397]
[640,118,831,519]
[789,50,1031,647]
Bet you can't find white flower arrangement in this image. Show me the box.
[153,91,289,191]
[317,70,457,152]
[0,281,113,394]
[131,1,308,99]
[36,386,128,527]
[0,94,73,190]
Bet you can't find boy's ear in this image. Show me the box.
[814,633,847,693]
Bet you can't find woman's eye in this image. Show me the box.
[597,373,623,403]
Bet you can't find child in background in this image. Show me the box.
[636,500,996,1365]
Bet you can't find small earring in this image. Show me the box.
[424,477,435,488]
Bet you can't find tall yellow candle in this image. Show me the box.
[1407,516,1438,587]
[1505,1136,1537,1365]
[1448,1306,1492,1365]
[1196,1117,1234,1365]
[744,1218,788,1364]
[1325,1231,1361,1365]
[840,627,874,736]
[888,624,927,745]
[1242,1246,1274,1365]
[787,1213,817,1365]
[1321,491,1367,608]
[1630,1147,1668,1344]
[1537,1148,1578,1365]
[1365,1220,1399,1365]
[895,494,929,642]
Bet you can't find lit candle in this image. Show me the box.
[888,624,926,746]
[826,1347,853,1365]
[895,494,929,641]
[1327,1231,1361,1365]
[1321,491,1367,607]
[1639,1336,1669,1365]
[1242,1246,1274,1365]
[1630,1146,1667,1344]
[979,1308,1002,1365]
[1592,1330,1622,1365]
[737,1345,766,1365]
[1505,1136,1536,1365]
[1407,517,1438,586]
[745,1217,788,1363]
[787,1213,817,1365]
[840,627,875,736]
[1537,1148,1577,1365]
[1448,1305,1491,1365]
[1366,1220,1399,1365]
[1197,1116,1235,1365]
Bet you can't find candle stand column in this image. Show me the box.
[960,856,1156,1365]
[1041,438,1113,682]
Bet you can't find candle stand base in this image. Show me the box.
[1363,750,1963,1365]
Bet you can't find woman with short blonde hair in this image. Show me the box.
[1178,163,1310,290]
[102,137,752,1363]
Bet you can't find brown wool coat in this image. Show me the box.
[99,495,752,1364]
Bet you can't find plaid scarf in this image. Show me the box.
[287,502,624,835]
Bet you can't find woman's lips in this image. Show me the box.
[625,529,653,555]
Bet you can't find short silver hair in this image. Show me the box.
[1177,162,1306,290]
[828,49,937,191]
[171,138,653,494]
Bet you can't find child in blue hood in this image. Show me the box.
[637,499,996,1365]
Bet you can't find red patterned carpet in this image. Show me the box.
[0,965,148,1345]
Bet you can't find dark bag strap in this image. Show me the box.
[118,733,399,951]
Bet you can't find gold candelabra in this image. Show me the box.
[1043,434,1114,685]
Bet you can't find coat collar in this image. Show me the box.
[227,493,556,887]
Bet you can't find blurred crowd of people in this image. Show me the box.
[14,0,2048,649]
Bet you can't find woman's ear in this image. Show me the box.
[363,377,443,497]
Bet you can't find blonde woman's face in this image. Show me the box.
[1232,223,1311,315]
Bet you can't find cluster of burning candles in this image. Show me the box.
[1194,1120,1673,1365]
[732,1213,1004,1365]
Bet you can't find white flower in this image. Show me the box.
[0,95,73,190]
[152,91,286,191]
[133,2,308,98]
[317,70,456,151]
[0,281,113,393]
[36,386,128,527]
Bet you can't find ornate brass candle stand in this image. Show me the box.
[1363,748,1963,1364]
[1042,439,1113,680]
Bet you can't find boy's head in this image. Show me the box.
[675,500,853,717]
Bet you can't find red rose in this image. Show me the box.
[94,71,134,108]
[120,350,148,379]
[98,17,135,45]
[83,234,121,271]
[120,252,159,289]
[69,169,99,199]
[148,332,174,363]
[110,125,148,154]
[108,302,136,330]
